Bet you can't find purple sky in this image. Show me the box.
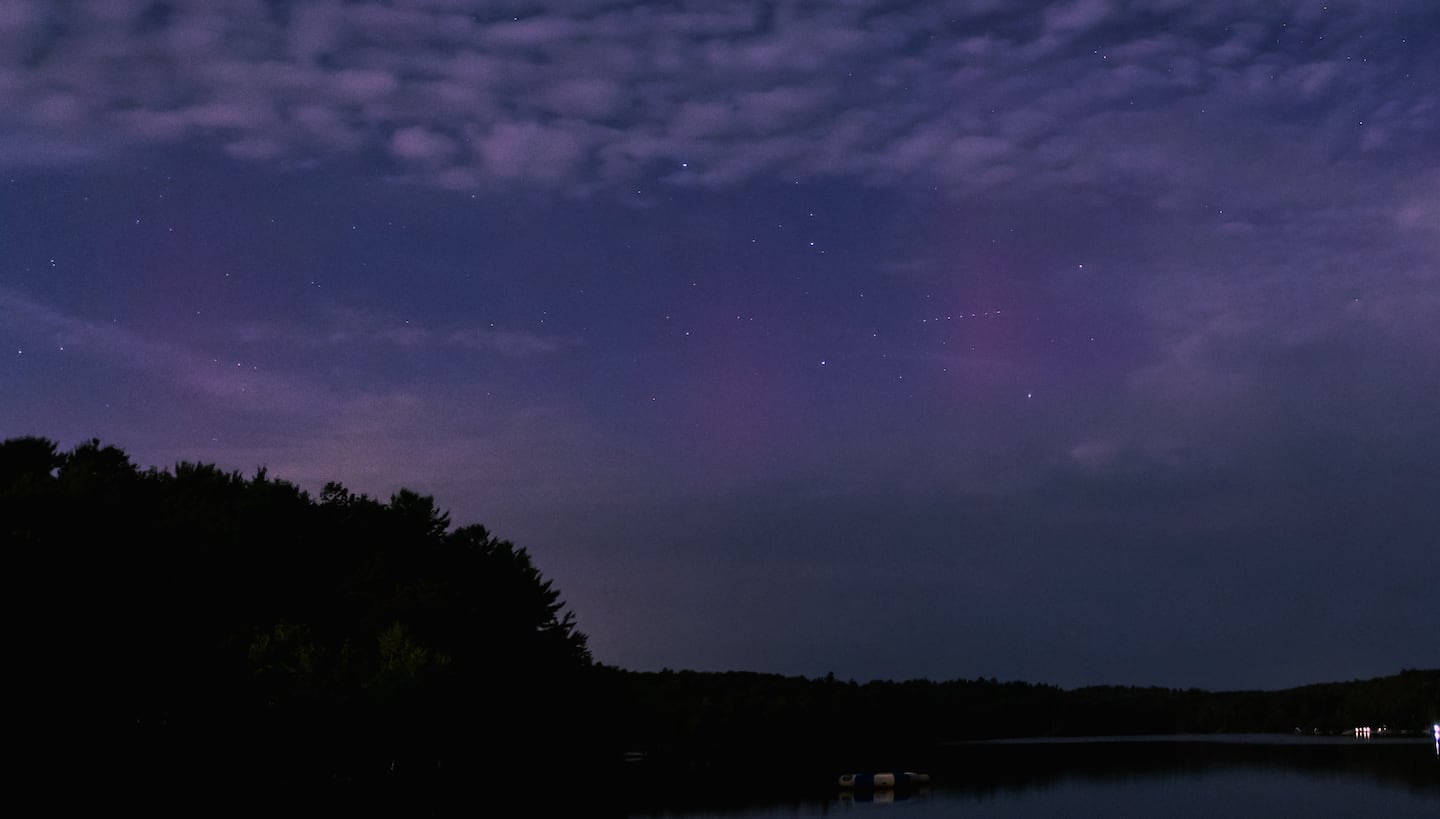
[3,1,1437,690]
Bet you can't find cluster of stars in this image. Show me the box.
[921,309,1003,324]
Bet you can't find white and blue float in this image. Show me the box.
[838,771,931,789]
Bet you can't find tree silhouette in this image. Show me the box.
[2,436,602,799]
[8,435,1433,810]
[0,434,61,489]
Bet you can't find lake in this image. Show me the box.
[626,735,1438,818]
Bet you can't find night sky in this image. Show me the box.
[3,1,1437,691]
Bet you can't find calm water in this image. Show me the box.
[631,736,1438,819]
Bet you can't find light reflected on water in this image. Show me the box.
[636,736,1439,819]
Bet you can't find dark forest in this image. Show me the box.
[5,436,1435,808]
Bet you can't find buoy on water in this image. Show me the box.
[838,772,930,789]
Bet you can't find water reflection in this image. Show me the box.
[630,736,1438,818]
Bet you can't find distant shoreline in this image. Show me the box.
[947,731,1435,745]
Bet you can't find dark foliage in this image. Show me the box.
[4,435,1433,811]
[607,666,1439,802]
[4,436,605,808]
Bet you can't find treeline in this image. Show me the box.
[609,667,1439,753]
[3,436,614,806]
[601,667,1438,799]
[4,436,1435,806]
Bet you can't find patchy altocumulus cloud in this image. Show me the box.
[4,0,1437,500]
[2,0,1435,204]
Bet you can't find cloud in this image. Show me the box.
[446,328,570,357]
[2,290,572,422]
[0,286,334,416]
[237,304,574,357]
[475,121,588,184]
[0,0,1431,204]
[1043,0,1118,35]
[164,391,630,525]
[539,76,625,119]
[1,287,614,516]
[390,125,459,164]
